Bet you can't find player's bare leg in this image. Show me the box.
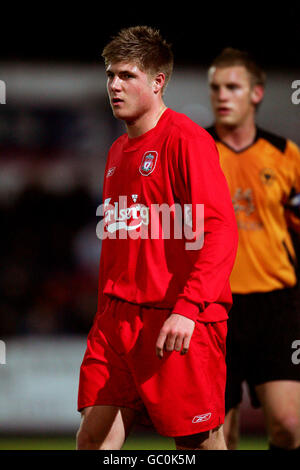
[175,425,227,450]
[223,406,240,450]
[255,380,300,449]
[76,405,137,450]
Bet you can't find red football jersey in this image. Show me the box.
[96,108,238,322]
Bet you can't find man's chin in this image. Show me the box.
[112,109,132,122]
[216,116,238,128]
[112,109,125,119]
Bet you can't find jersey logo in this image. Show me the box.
[139,151,158,176]
[260,168,276,186]
[102,196,149,235]
[106,167,116,177]
[232,188,255,215]
[192,413,211,423]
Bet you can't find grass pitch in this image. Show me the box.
[0,434,268,450]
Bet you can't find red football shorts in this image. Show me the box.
[78,297,227,437]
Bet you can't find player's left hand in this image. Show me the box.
[155,313,195,359]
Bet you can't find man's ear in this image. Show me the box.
[251,84,264,106]
[153,72,166,94]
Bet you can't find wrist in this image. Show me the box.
[172,298,205,322]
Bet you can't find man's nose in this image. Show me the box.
[218,87,229,101]
[110,76,122,91]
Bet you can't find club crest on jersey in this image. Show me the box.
[260,167,276,186]
[139,151,158,176]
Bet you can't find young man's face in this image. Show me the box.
[208,65,262,128]
[106,61,155,123]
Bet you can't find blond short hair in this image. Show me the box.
[209,47,266,87]
[102,26,174,94]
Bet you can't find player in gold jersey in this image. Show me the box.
[207,48,300,450]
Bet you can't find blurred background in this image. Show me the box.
[0,5,299,450]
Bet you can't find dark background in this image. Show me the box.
[1,5,299,67]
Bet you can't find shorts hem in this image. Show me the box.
[155,417,224,437]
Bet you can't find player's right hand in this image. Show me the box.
[155,313,195,359]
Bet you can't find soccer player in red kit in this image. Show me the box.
[76,26,238,450]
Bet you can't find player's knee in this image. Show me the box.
[224,425,239,450]
[223,409,239,450]
[175,427,226,450]
[76,427,93,450]
[76,425,123,450]
[175,431,210,450]
[270,413,300,449]
[76,426,103,450]
[76,428,105,450]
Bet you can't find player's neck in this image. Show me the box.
[215,119,257,152]
[126,101,167,139]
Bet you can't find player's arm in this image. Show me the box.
[155,133,238,357]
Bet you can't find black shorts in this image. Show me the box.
[225,287,300,412]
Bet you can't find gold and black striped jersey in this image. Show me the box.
[207,127,300,294]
